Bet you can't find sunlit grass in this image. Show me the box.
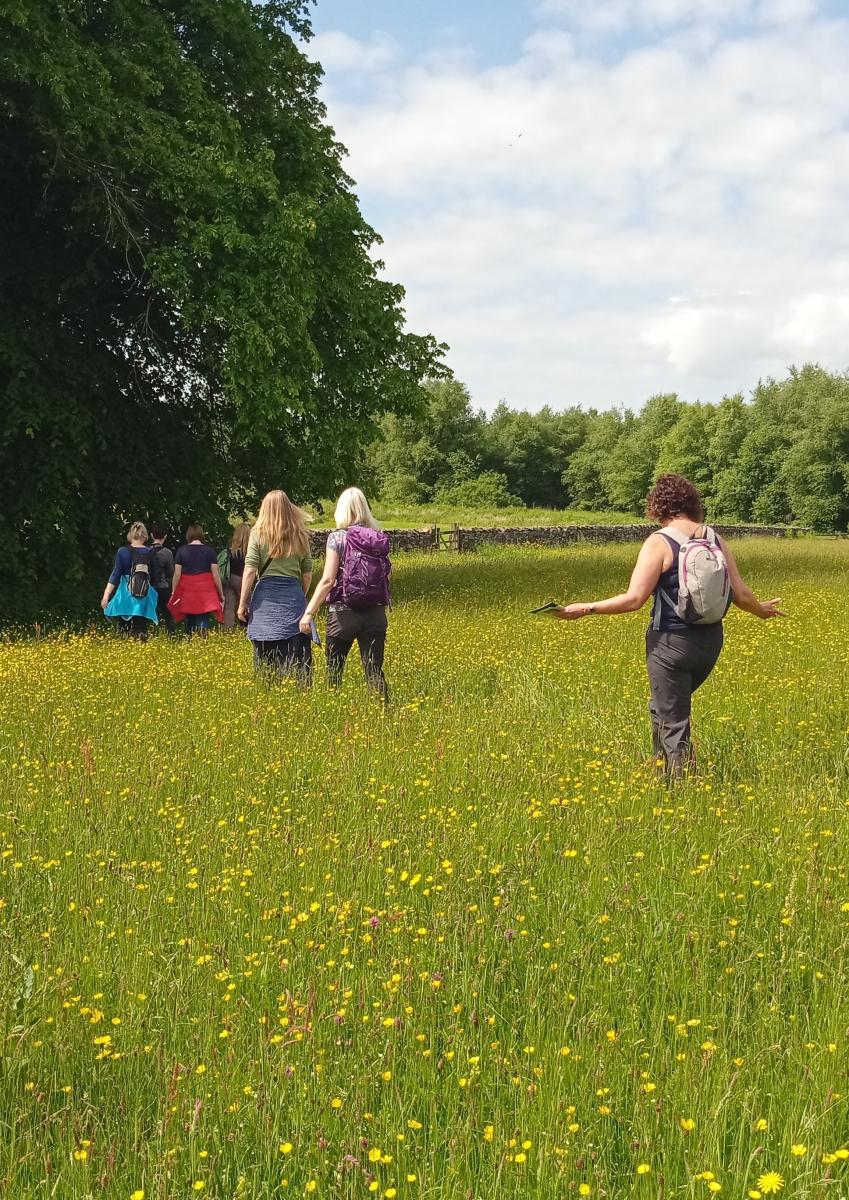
[307,504,638,529]
[1,540,847,1199]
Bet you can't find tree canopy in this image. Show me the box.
[0,0,444,615]
[365,367,849,532]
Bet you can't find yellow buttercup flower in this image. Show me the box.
[756,1172,784,1195]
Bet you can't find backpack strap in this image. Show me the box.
[652,586,677,629]
[651,528,686,630]
[657,526,688,546]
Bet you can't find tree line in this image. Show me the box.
[365,365,849,532]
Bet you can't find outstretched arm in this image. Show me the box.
[557,536,668,620]
[719,537,785,619]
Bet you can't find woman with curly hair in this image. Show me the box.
[557,474,785,777]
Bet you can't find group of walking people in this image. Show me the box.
[102,473,784,776]
[101,487,391,699]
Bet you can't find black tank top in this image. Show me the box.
[649,533,689,632]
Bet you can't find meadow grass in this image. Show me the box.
[1,540,848,1200]
[307,504,638,529]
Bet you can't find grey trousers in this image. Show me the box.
[646,625,724,775]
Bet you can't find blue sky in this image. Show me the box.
[305,0,849,412]
[311,0,538,68]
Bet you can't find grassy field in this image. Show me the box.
[2,540,848,1200]
[308,504,638,529]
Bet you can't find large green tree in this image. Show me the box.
[601,394,683,512]
[484,404,588,508]
[365,380,484,504]
[0,0,443,616]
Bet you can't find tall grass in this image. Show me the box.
[308,504,638,529]
[1,540,847,1199]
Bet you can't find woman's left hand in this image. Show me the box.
[237,604,249,623]
[298,614,313,636]
[556,604,590,620]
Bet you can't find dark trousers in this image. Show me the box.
[646,625,723,776]
[223,574,242,631]
[185,612,211,637]
[118,617,151,642]
[253,634,312,686]
[155,587,175,635]
[326,606,388,700]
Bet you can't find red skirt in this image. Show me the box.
[168,573,224,622]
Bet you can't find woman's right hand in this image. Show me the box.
[237,603,249,623]
[758,598,786,619]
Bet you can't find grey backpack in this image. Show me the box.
[653,526,732,628]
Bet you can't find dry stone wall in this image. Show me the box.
[309,523,805,556]
[455,523,804,550]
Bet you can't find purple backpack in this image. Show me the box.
[340,526,391,609]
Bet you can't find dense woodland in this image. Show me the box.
[365,365,849,532]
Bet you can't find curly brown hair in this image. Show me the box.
[645,474,704,523]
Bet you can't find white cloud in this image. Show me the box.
[535,0,819,33]
[311,11,849,409]
[308,30,399,74]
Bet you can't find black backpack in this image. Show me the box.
[128,547,152,599]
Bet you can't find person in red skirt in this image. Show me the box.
[168,523,224,636]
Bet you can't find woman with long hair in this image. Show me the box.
[223,521,252,631]
[300,487,391,700]
[237,490,313,682]
[168,524,225,637]
[555,474,785,777]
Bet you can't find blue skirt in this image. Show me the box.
[104,576,159,623]
[247,576,306,643]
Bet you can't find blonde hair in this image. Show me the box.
[253,490,309,559]
[334,487,380,531]
[127,521,148,544]
[229,521,252,556]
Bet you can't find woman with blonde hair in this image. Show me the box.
[101,520,159,640]
[222,521,252,630]
[300,487,391,699]
[238,490,313,682]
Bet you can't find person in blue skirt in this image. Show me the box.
[100,521,159,640]
[237,490,313,683]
